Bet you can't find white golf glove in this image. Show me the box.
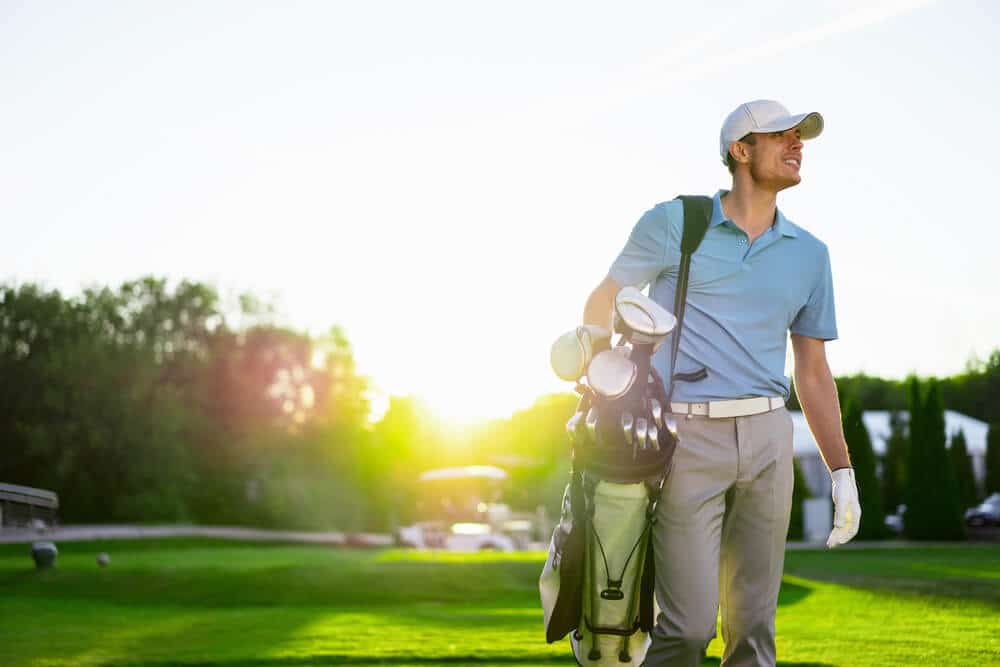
[827,467,861,548]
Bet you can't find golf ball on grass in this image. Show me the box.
[96,552,109,567]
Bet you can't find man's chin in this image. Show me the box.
[749,168,801,192]
[775,174,802,192]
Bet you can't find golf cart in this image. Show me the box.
[395,465,533,551]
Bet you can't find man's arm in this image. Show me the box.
[792,333,861,548]
[583,274,621,329]
[791,333,850,471]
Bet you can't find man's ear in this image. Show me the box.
[729,142,750,165]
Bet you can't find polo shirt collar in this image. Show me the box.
[710,190,729,229]
[711,190,798,238]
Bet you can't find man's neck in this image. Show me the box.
[720,179,778,242]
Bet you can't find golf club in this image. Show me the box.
[585,407,599,443]
[650,399,662,429]
[635,417,648,455]
[566,412,583,442]
[621,412,634,446]
[665,416,678,440]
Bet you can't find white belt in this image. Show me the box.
[669,396,785,419]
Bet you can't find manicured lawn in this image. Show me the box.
[1,539,997,666]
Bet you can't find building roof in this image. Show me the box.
[790,410,988,457]
[0,482,59,509]
[418,465,508,482]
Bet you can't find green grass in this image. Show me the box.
[1,539,998,666]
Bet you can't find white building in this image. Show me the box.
[791,410,989,501]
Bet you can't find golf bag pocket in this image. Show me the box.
[541,482,585,643]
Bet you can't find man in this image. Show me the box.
[582,100,861,666]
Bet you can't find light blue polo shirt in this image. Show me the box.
[608,190,837,403]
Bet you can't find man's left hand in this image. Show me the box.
[827,467,861,548]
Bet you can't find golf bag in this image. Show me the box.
[540,195,712,666]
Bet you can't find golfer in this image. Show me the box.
[583,100,861,666]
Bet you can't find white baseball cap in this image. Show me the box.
[719,100,823,164]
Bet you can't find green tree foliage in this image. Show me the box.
[787,457,811,540]
[986,423,1000,496]
[881,411,908,515]
[0,278,371,529]
[490,392,579,517]
[841,395,886,539]
[787,351,1000,426]
[939,350,1000,424]
[948,430,978,510]
[0,280,208,521]
[367,395,445,529]
[903,379,965,540]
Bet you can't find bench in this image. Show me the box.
[0,482,59,529]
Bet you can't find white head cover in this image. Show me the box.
[586,348,636,400]
[719,100,823,164]
[550,325,611,382]
[614,286,676,348]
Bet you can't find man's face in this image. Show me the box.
[744,127,804,192]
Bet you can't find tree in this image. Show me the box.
[881,411,908,515]
[0,281,209,522]
[940,349,1000,425]
[787,458,811,540]
[841,395,886,539]
[903,379,965,540]
[986,423,1000,496]
[948,430,978,510]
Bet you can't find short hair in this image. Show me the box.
[725,133,757,174]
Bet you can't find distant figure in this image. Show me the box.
[582,100,861,666]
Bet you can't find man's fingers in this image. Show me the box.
[826,525,851,548]
[827,505,861,548]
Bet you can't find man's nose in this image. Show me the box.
[788,132,803,150]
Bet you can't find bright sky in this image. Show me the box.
[3,1,998,422]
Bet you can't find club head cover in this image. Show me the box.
[586,348,637,400]
[550,325,612,382]
[614,286,677,349]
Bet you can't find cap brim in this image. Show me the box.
[756,111,824,140]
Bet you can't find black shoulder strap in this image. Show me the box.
[678,196,713,256]
[666,195,712,403]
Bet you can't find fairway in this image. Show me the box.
[1,539,998,666]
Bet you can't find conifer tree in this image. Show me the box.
[986,423,1000,496]
[787,458,811,540]
[881,411,908,515]
[948,429,978,510]
[904,379,965,540]
[841,395,885,539]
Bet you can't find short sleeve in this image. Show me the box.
[790,244,838,340]
[608,205,673,290]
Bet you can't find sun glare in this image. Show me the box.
[416,382,529,427]
[357,333,564,427]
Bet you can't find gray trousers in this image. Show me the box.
[644,407,795,667]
